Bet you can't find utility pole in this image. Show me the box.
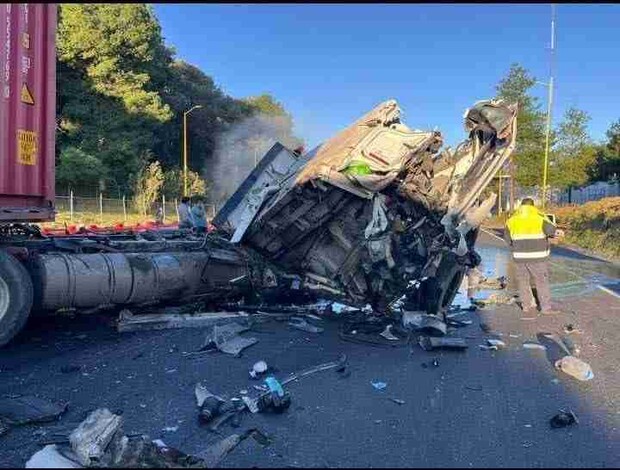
[183,105,203,197]
[541,4,556,209]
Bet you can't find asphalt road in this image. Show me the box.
[1,232,620,468]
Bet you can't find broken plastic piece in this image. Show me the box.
[249,360,268,379]
[371,381,387,391]
[555,356,594,381]
[549,409,578,429]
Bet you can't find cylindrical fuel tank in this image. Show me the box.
[29,251,252,311]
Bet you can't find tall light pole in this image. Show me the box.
[541,4,556,208]
[183,105,203,197]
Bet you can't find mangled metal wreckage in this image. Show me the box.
[1,99,516,347]
[214,98,518,314]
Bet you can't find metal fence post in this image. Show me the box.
[162,194,166,223]
[99,192,103,225]
[174,198,179,223]
[122,195,127,223]
[70,190,74,222]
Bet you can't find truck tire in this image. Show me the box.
[0,251,34,347]
[421,253,466,315]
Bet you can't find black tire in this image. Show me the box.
[0,251,34,347]
[421,253,466,315]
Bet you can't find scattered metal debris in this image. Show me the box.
[559,334,580,356]
[549,409,578,429]
[288,317,324,334]
[69,408,122,466]
[479,339,506,351]
[389,398,405,405]
[117,309,245,333]
[195,384,227,425]
[0,395,68,426]
[201,322,258,357]
[418,336,468,351]
[421,358,440,368]
[379,324,400,341]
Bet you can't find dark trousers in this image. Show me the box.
[515,261,552,312]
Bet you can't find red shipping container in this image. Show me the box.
[0,3,56,222]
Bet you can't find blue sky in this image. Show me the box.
[154,4,619,149]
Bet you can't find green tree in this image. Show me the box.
[495,64,547,188]
[134,161,164,216]
[244,94,288,117]
[590,120,620,182]
[56,147,107,191]
[56,4,173,192]
[162,169,207,199]
[551,107,596,191]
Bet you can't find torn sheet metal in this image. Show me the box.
[214,98,517,314]
[117,309,245,333]
[202,323,258,356]
[0,395,68,426]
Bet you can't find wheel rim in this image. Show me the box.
[0,276,10,322]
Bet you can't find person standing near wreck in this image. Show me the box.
[191,197,208,235]
[504,197,561,320]
[177,197,194,229]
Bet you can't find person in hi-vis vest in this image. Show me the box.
[504,197,561,320]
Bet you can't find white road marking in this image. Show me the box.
[597,284,620,300]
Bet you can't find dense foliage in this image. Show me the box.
[55,4,298,198]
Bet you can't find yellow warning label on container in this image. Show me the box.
[21,83,34,105]
[22,32,30,49]
[17,129,38,165]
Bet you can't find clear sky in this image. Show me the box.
[153,3,619,149]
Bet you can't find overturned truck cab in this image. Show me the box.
[215,98,518,314]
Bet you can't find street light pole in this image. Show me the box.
[541,4,556,209]
[183,105,203,197]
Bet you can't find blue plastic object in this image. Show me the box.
[264,376,285,397]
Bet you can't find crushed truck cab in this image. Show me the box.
[215,99,518,313]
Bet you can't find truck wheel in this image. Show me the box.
[421,253,466,315]
[0,251,34,347]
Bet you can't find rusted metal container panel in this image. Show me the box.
[0,3,56,222]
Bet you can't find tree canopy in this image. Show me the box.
[55,4,301,198]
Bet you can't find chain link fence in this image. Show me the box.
[54,193,217,224]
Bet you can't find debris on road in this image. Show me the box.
[340,319,410,347]
[117,309,245,333]
[559,334,580,356]
[549,409,579,429]
[471,293,518,308]
[288,317,324,334]
[69,408,122,466]
[555,356,594,381]
[195,383,227,424]
[371,381,387,391]
[0,395,68,426]
[418,336,468,351]
[257,377,291,413]
[25,444,82,468]
[479,339,506,351]
[60,365,82,374]
[563,323,582,335]
[201,322,258,357]
[389,398,405,405]
[379,324,400,341]
[523,342,547,351]
[249,360,269,379]
[421,358,440,368]
[197,433,247,468]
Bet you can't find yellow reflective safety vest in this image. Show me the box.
[505,205,556,262]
